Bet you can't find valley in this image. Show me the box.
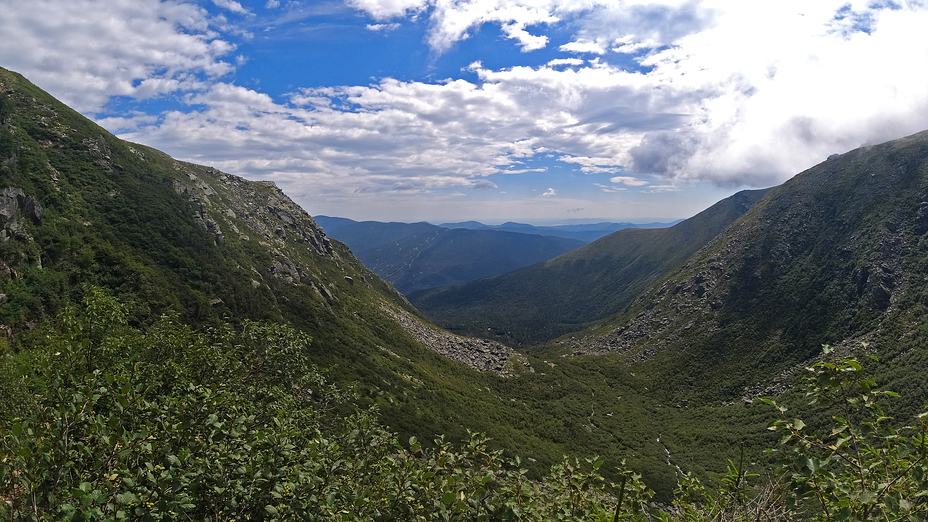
[2,65,928,519]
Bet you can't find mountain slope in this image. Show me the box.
[576,130,928,407]
[1,67,729,495]
[410,188,771,345]
[315,218,586,294]
[0,65,543,448]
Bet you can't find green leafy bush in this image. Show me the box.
[0,290,655,521]
[764,345,928,520]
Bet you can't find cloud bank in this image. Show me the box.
[2,0,928,220]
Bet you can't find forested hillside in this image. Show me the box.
[574,130,928,411]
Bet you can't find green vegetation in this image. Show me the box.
[0,65,774,503]
[1,289,657,520]
[3,291,927,520]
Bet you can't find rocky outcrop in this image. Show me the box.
[382,305,517,374]
[0,187,42,241]
[172,167,333,258]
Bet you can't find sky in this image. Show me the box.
[2,0,928,225]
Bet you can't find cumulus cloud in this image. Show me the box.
[348,0,562,52]
[472,179,499,189]
[541,187,557,197]
[547,58,585,67]
[0,0,235,113]
[346,0,426,19]
[624,0,928,185]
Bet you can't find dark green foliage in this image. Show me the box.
[765,346,928,520]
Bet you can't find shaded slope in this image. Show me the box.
[410,188,771,345]
[317,219,586,294]
[576,130,928,408]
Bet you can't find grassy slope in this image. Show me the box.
[410,189,771,345]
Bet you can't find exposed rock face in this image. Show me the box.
[382,305,516,374]
[0,187,42,241]
[168,163,337,294]
[172,167,332,257]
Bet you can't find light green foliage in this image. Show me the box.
[764,345,928,521]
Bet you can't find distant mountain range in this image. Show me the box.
[438,220,680,242]
[314,217,677,294]
[409,189,770,345]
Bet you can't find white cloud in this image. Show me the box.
[559,39,606,54]
[346,0,427,19]
[594,183,626,193]
[366,23,401,31]
[6,0,928,222]
[213,0,249,14]
[500,168,547,174]
[547,58,584,67]
[95,112,160,133]
[626,0,928,185]
[610,176,648,186]
[541,187,557,197]
[0,0,235,113]
[266,0,280,7]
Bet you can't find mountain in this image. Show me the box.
[314,217,586,294]
[0,67,712,497]
[0,66,541,448]
[410,188,771,345]
[571,130,928,410]
[439,219,681,242]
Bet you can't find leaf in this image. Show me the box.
[265,504,279,515]
[807,457,823,473]
[115,492,138,504]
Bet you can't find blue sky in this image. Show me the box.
[2,0,928,224]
